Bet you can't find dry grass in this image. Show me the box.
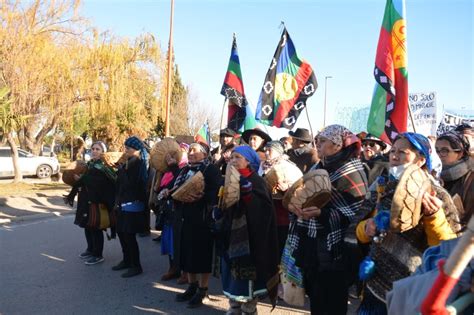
[0,182,69,196]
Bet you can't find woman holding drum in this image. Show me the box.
[287,124,369,315]
[356,132,459,314]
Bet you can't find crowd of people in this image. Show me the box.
[64,123,474,314]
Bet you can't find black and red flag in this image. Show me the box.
[256,28,317,129]
[221,35,247,132]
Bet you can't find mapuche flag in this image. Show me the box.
[255,28,317,129]
[221,35,247,132]
[194,122,210,145]
[367,0,408,144]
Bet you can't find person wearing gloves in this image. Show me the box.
[214,145,280,315]
[112,136,149,278]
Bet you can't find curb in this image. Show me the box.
[0,211,75,225]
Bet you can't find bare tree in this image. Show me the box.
[186,85,220,137]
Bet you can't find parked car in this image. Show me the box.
[0,147,60,179]
[84,148,91,162]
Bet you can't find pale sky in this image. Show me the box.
[81,0,473,137]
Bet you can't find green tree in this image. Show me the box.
[169,65,190,136]
[0,87,28,182]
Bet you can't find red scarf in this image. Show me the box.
[238,168,252,178]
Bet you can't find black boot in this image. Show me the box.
[121,266,143,278]
[175,281,198,302]
[112,260,130,271]
[187,287,207,308]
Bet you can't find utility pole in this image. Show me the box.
[323,76,333,127]
[164,0,175,137]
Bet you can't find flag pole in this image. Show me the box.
[304,106,316,147]
[164,0,175,137]
[219,98,227,131]
[408,103,417,133]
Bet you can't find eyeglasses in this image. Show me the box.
[435,148,461,157]
[363,142,378,148]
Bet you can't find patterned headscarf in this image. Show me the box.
[438,130,470,157]
[318,124,360,148]
[233,145,261,171]
[397,132,432,172]
[124,136,149,183]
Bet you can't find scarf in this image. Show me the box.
[440,158,471,182]
[124,136,149,184]
[172,158,210,191]
[84,159,116,182]
[318,124,360,148]
[289,157,367,265]
[227,167,256,280]
[259,154,287,175]
[322,144,358,173]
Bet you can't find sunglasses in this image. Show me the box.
[362,142,378,148]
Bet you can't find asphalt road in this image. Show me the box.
[0,215,318,315]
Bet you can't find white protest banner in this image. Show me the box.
[436,111,472,135]
[407,92,437,136]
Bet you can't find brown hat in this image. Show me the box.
[242,128,272,145]
[220,128,237,137]
[289,128,313,143]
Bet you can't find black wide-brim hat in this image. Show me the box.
[362,133,387,149]
[242,128,272,145]
[288,128,313,143]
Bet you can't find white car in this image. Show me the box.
[0,147,60,179]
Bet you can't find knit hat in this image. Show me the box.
[264,141,285,155]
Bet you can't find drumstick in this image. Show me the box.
[421,215,474,314]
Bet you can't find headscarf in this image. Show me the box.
[124,136,149,183]
[438,130,470,158]
[318,124,360,148]
[397,132,432,172]
[233,145,261,171]
[179,142,190,152]
[189,142,210,155]
[264,141,285,156]
[92,141,107,153]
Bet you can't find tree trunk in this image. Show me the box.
[6,133,23,183]
[24,117,57,155]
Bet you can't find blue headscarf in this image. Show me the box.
[124,136,149,183]
[233,145,261,171]
[398,132,432,172]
